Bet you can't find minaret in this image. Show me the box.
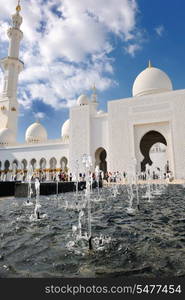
[90,84,98,114]
[91,84,98,104]
[0,1,24,137]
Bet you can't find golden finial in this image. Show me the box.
[148,60,152,68]
[92,83,97,94]
[16,0,21,12]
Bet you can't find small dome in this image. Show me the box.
[25,121,48,144]
[0,128,15,145]
[61,119,70,138]
[132,64,173,97]
[77,94,89,106]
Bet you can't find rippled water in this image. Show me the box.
[0,183,185,278]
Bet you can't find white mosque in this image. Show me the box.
[0,3,185,181]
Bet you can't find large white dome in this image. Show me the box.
[77,94,89,106]
[132,65,173,97]
[61,119,70,138]
[25,121,48,144]
[0,128,15,145]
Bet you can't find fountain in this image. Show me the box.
[109,172,120,198]
[142,164,154,202]
[74,160,79,202]
[78,210,84,238]
[1,155,185,278]
[12,163,17,181]
[135,173,140,210]
[29,177,46,220]
[82,154,93,250]
[125,172,135,215]
[34,178,41,219]
[152,180,162,196]
[65,154,94,251]
[53,174,60,208]
[112,180,119,198]
[56,176,59,197]
[125,158,139,216]
[131,158,140,211]
[95,165,101,199]
[151,170,163,196]
[25,166,34,205]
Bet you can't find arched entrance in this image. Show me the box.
[140,130,167,171]
[4,160,10,180]
[50,157,57,169]
[40,158,46,170]
[40,158,46,180]
[49,157,57,180]
[30,159,37,171]
[21,159,27,170]
[12,160,18,180]
[4,160,10,171]
[12,159,18,171]
[21,159,27,181]
[95,147,107,175]
[60,157,68,171]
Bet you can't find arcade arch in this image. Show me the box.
[95,147,107,176]
[60,157,68,171]
[30,158,37,171]
[40,158,46,170]
[139,130,167,171]
[21,159,27,170]
[4,160,10,171]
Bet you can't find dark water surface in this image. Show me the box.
[0,184,185,278]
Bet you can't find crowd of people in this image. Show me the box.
[0,162,173,183]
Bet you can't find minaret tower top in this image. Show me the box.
[16,0,21,12]
[0,0,24,140]
[12,0,22,29]
[91,84,98,103]
[7,0,23,58]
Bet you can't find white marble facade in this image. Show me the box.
[1,4,185,180]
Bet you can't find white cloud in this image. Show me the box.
[33,111,46,120]
[124,43,141,57]
[0,0,141,111]
[0,21,9,42]
[155,25,165,37]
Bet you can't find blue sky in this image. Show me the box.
[0,0,185,142]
